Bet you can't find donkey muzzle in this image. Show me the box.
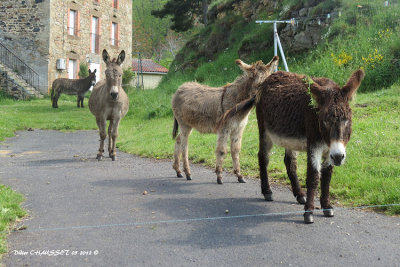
[330,141,346,166]
[330,153,345,166]
[110,92,118,100]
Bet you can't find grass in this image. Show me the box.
[0,185,26,256]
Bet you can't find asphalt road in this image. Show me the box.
[1,130,399,266]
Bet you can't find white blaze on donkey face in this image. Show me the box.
[110,86,119,100]
[329,141,346,166]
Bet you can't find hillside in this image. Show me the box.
[156,0,400,91]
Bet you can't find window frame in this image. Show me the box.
[67,9,80,36]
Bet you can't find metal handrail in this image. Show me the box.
[0,41,40,91]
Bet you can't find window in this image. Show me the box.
[91,16,100,54]
[112,0,119,9]
[111,22,119,46]
[68,59,78,79]
[68,9,79,36]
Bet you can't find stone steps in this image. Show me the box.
[0,62,43,99]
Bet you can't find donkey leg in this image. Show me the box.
[320,162,334,217]
[179,125,192,180]
[96,117,107,160]
[52,93,59,108]
[108,120,114,158]
[109,119,120,161]
[230,124,246,183]
[284,149,306,204]
[215,129,229,185]
[77,96,80,108]
[304,145,323,224]
[80,96,84,108]
[173,134,183,178]
[257,110,274,201]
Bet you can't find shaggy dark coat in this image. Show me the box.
[220,70,365,223]
[51,69,97,108]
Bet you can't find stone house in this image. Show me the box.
[0,0,132,95]
[132,59,168,89]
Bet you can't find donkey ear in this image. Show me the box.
[309,81,325,106]
[89,69,92,74]
[102,49,110,64]
[93,69,97,73]
[342,69,365,101]
[116,50,126,65]
[235,59,254,72]
[266,56,279,71]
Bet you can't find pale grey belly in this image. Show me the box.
[266,130,307,152]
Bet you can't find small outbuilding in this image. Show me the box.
[132,59,169,89]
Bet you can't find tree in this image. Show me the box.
[151,0,210,32]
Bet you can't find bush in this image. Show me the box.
[78,63,89,78]
[122,69,135,88]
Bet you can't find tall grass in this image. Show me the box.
[289,0,400,91]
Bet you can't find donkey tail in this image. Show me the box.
[172,117,179,139]
[216,95,257,131]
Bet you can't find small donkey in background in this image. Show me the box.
[172,56,279,184]
[51,69,97,108]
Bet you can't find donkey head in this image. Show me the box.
[88,69,97,87]
[102,49,125,101]
[309,69,365,166]
[235,56,279,87]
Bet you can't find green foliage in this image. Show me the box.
[122,69,135,88]
[288,1,400,92]
[78,63,89,78]
[0,89,13,101]
[0,185,26,255]
[151,0,209,32]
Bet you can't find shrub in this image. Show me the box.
[122,69,135,88]
[78,63,89,78]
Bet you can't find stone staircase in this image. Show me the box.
[0,62,43,99]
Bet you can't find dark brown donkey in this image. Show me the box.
[220,70,364,223]
[88,50,129,161]
[51,69,97,108]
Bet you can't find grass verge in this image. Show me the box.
[0,185,26,258]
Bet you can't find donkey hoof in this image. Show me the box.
[177,173,184,178]
[186,176,192,181]
[323,208,334,217]
[96,155,103,161]
[296,196,306,205]
[264,193,273,201]
[111,155,116,161]
[238,177,247,183]
[217,178,223,185]
[304,212,314,224]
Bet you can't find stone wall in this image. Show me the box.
[0,0,50,93]
[48,0,133,92]
[0,0,132,94]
